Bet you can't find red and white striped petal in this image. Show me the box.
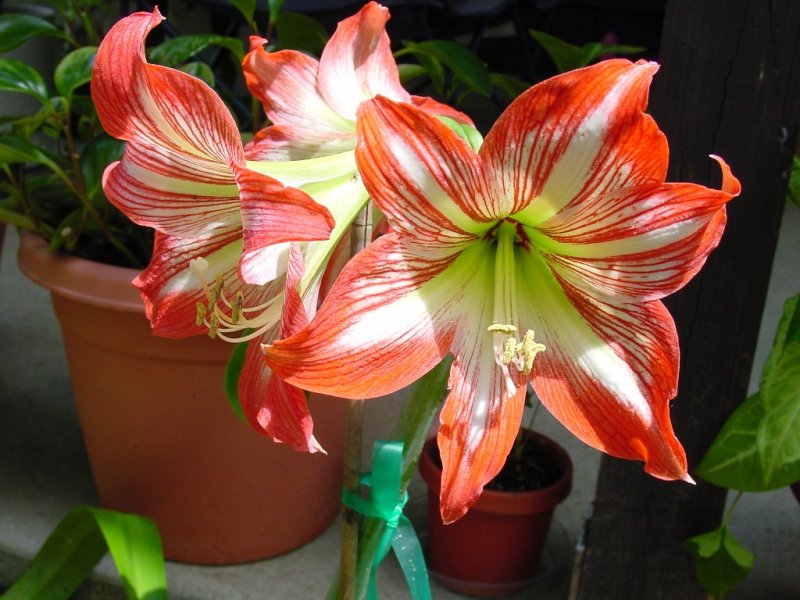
[317,2,409,122]
[92,9,245,196]
[240,245,323,453]
[481,60,667,221]
[235,166,334,285]
[516,249,689,481]
[537,158,740,302]
[102,148,240,239]
[356,97,494,244]
[264,234,474,398]
[134,230,276,338]
[436,260,528,523]
[243,39,355,159]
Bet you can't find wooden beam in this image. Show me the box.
[576,1,800,598]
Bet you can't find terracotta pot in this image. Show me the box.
[18,233,346,564]
[419,433,572,597]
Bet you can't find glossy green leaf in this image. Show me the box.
[398,40,492,96]
[699,294,800,491]
[228,0,257,27]
[223,337,248,422]
[684,526,753,599]
[0,135,64,177]
[581,42,645,65]
[396,62,427,83]
[757,293,800,484]
[81,135,124,203]
[401,51,444,95]
[528,30,584,73]
[0,14,69,52]
[489,72,529,100]
[529,30,644,74]
[180,61,215,87]
[787,156,800,209]
[1,505,166,600]
[268,0,287,26]
[696,393,767,490]
[0,58,49,103]
[54,46,97,102]
[149,35,244,67]
[275,12,328,55]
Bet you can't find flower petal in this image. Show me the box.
[134,230,276,338]
[356,97,493,243]
[482,59,668,222]
[317,2,409,121]
[92,9,245,196]
[516,248,689,481]
[240,245,323,453]
[243,39,354,159]
[436,251,528,523]
[234,166,335,285]
[264,234,470,398]
[536,157,740,301]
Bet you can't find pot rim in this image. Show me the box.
[419,431,573,516]
[17,231,143,312]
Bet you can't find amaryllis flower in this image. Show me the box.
[265,60,741,522]
[91,8,337,451]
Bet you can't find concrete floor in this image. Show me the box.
[0,201,798,599]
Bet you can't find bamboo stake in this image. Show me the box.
[339,202,373,600]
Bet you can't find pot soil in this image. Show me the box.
[419,432,572,597]
[18,233,346,564]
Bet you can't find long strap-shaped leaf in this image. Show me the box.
[2,505,167,600]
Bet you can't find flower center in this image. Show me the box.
[190,257,282,343]
[488,222,545,375]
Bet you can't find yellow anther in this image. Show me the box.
[208,312,220,339]
[231,291,244,325]
[488,323,517,335]
[502,337,517,365]
[518,330,546,374]
[195,302,207,327]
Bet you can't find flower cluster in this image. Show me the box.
[92,2,739,522]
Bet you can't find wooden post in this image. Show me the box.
[576,2,800,598]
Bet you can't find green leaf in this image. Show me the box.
[0,14,69,52]
[696,393,768,491]
[489,72,529,100]
[684,526,754,599]
[757,293,800,484]
[0,58,49,104]
[529,30,644,73]
[0,135,64,178]
[400,51,444,95]
[787,155,800,209]
[0,205,36,229]
[698,294,800,491]
[275,12,329,55]
[396,62,428,83]
[228,0,257,28]
[398,40,492,97]
[224,339,248,422]
[149,35,244,67]
[180,61,215,87]
[1,505,166,600]
[529,30,585,73]
[268,0,287,26]
[81,135,124,203]
[54,46,97,103]
[437,116,483,152]
[580,42,645,66]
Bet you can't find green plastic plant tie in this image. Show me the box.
[341,440,431,600]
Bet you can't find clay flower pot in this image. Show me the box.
[17,233,346,564]
[419,432,572,597]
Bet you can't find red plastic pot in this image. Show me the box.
[18,233,346,564]
[419,432,572,597]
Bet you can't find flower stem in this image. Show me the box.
[339,202,374,600]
